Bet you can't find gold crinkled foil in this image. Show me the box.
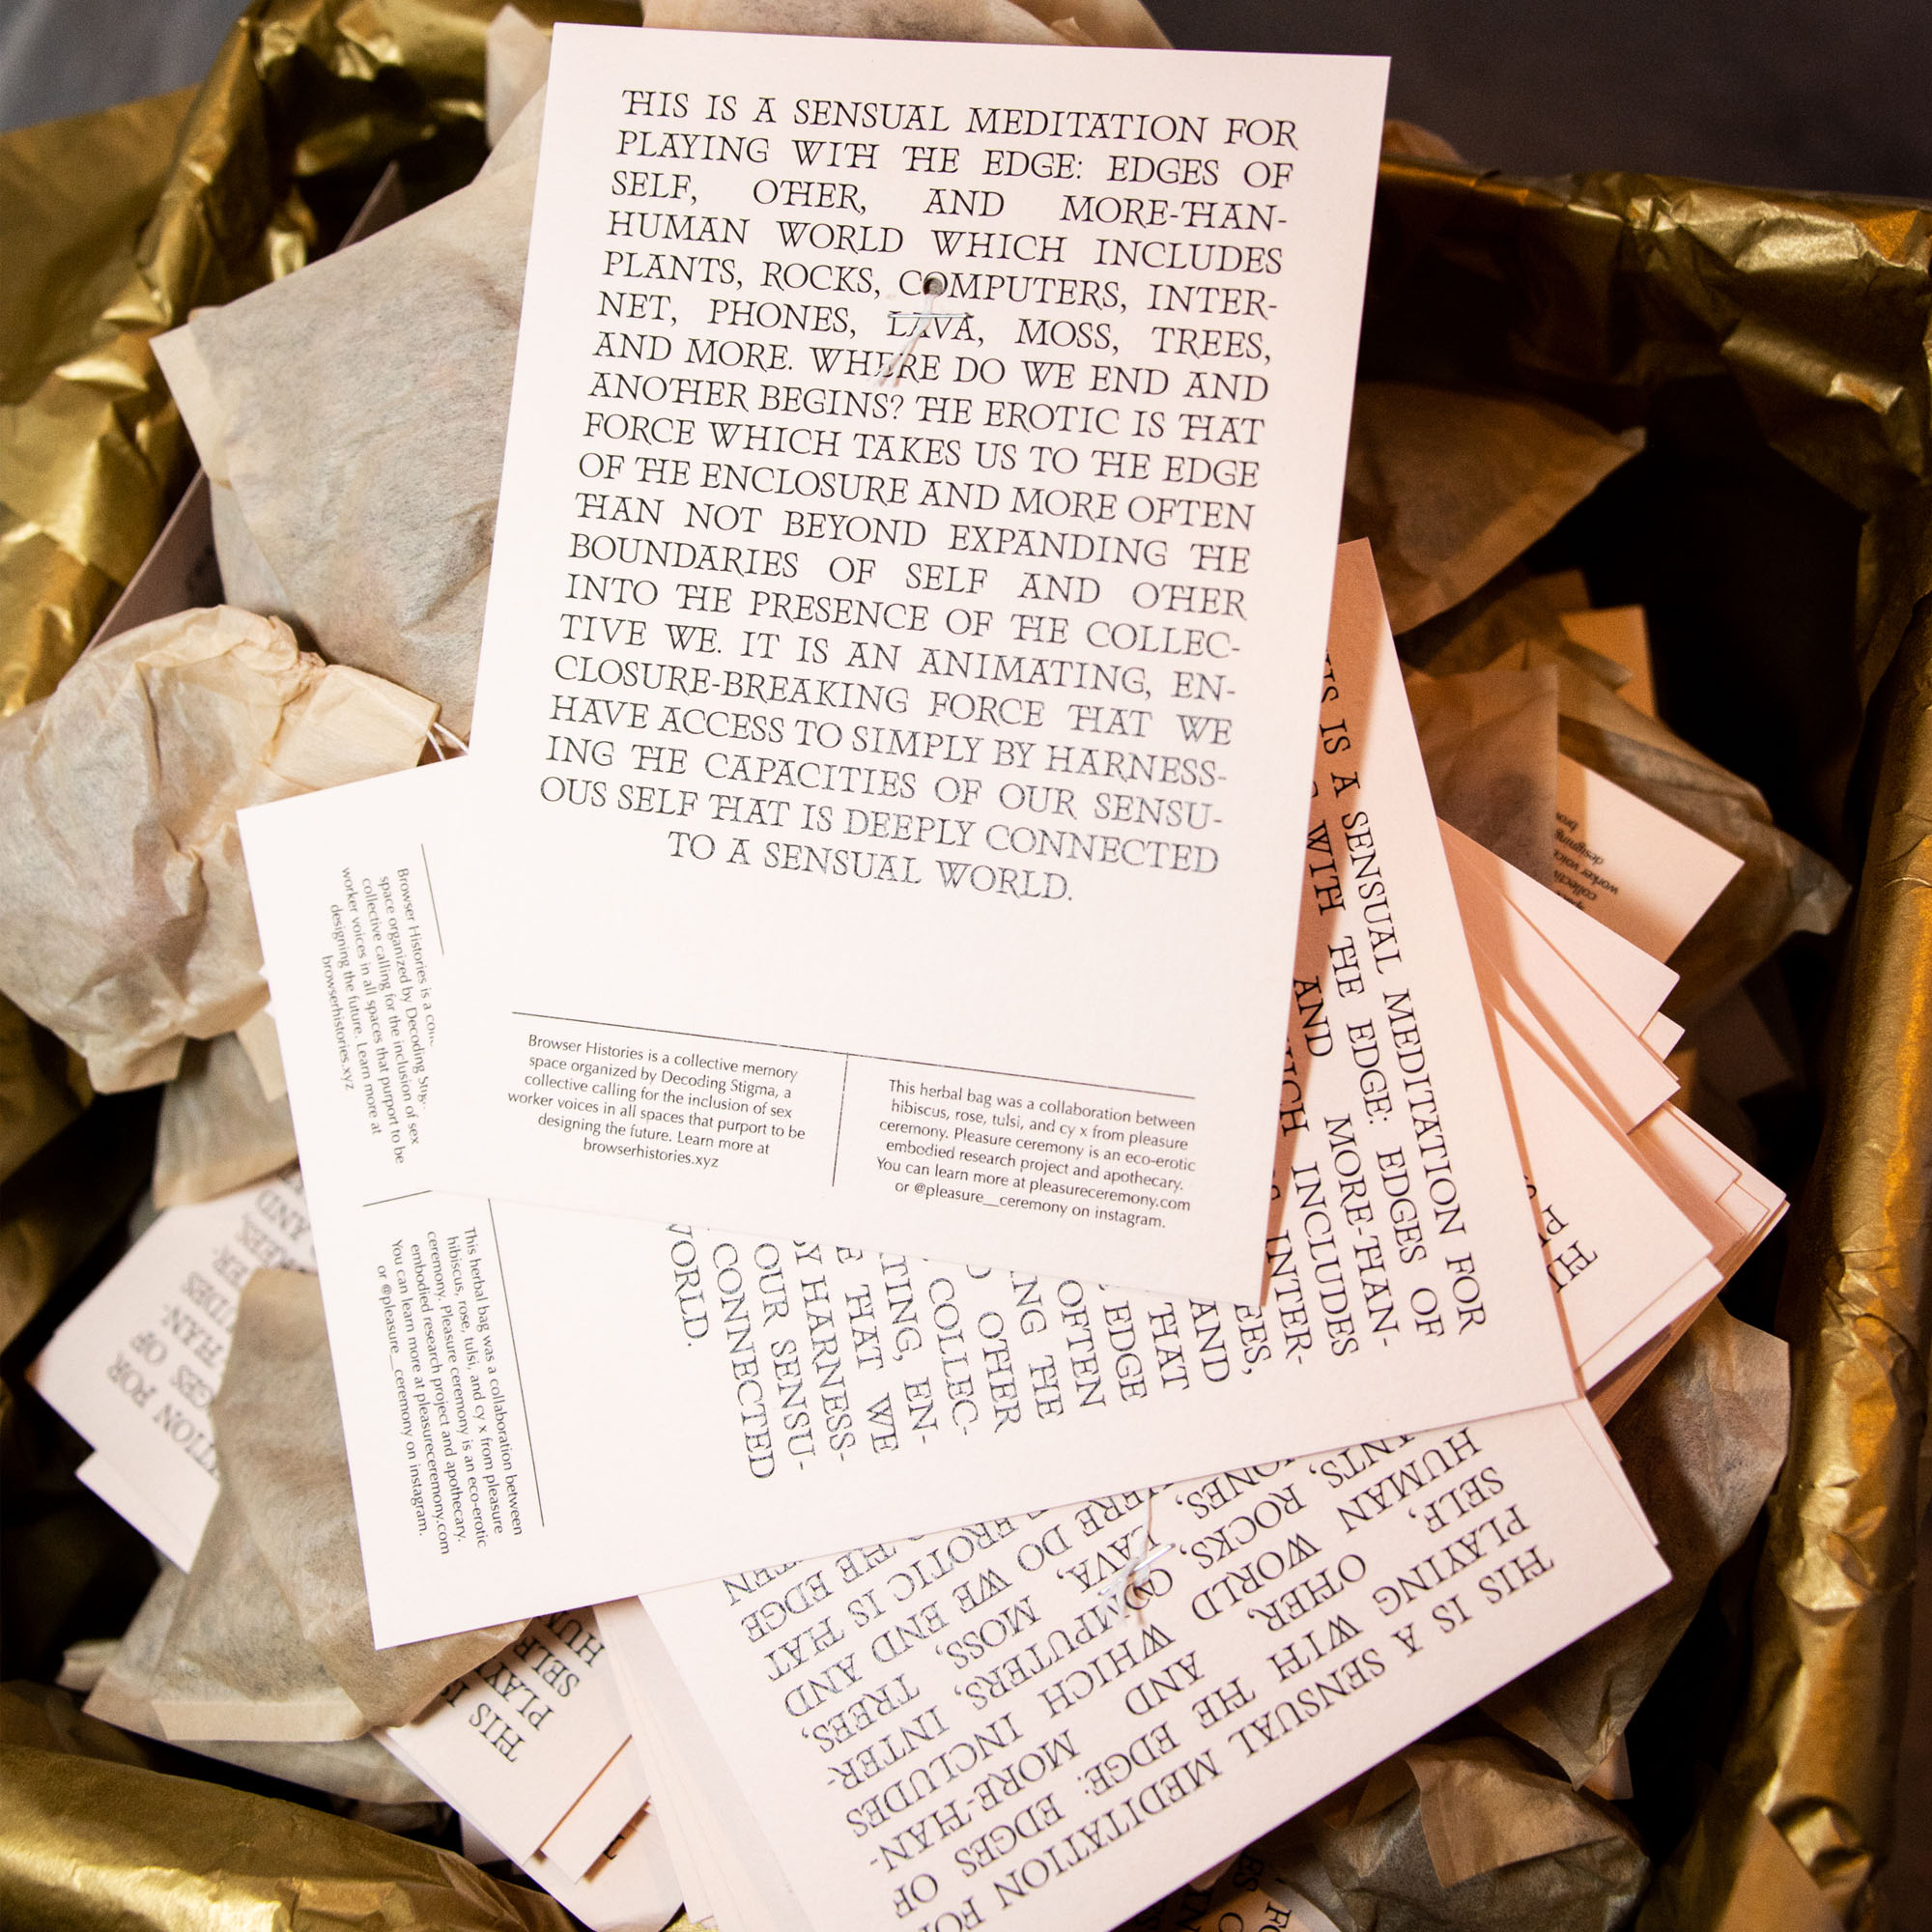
[1640,599,1932,1932]
[1367,159,1932,1932]
[1366,162,1932,715]
[0,0,592,721]
[0,1092,153,1357]
[0,994,87,1194]
[0,1745,575,1931]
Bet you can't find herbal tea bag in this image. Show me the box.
[87,1564,438,1802]
[153,1033,297,1208]
[1406,663,1560,882]
[132,1266,521,1742]
[154,160,539,739]
[144,1485,368,1744]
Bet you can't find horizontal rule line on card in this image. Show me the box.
[508,1011,1195,1102]
[361,1189,433,1208]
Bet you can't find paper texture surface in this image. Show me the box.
[433,25,1388,1299]
[1488,1011,1709,1370]
[0,606,436,1091]
[376,1606,684,1931]
[153,1032,298,1208]
[1440,822,1678,1040]
[156,165,540,740]
[378,1609,631,1862]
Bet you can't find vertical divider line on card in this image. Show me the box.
[485,1199,546,1527]
[418,843,444,954]
[830,1054,851,1187]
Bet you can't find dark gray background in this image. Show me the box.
[3,0,1931,199]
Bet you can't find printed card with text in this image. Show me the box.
[30,1177,314,1568]
[242,547,1576,1648]
[433,26,1389,1302]
[634,1400,1665,1932]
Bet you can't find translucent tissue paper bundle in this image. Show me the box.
[0,606,437,1092]
[87,1564,441,1804]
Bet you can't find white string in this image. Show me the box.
[425,720,469,760]
[880,274,970,390]
[1099,1496,1175,1623]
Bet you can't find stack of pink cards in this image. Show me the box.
[1445,828,1783,1413]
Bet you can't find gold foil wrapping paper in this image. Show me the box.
[4,8,1930,1927]
[1364,161,1932,719]
[1364,160,1931,1931]
[0,1741,576,1931]
[0,0,638,723]
[0,995,88,1195]
[1640,597,1932,1932]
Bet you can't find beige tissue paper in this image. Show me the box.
[1261,1745,1649,1931]
[0,607,436,1090]
[1402,1736,1637,1888]
[487,6,554,147]
[87,1563,439,1804]
[144,1483,370,1744]
[1398,567,1590,674]
[153,148,540,738]
[1485,1302,1790,1783]
[125,1266,521,1745]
